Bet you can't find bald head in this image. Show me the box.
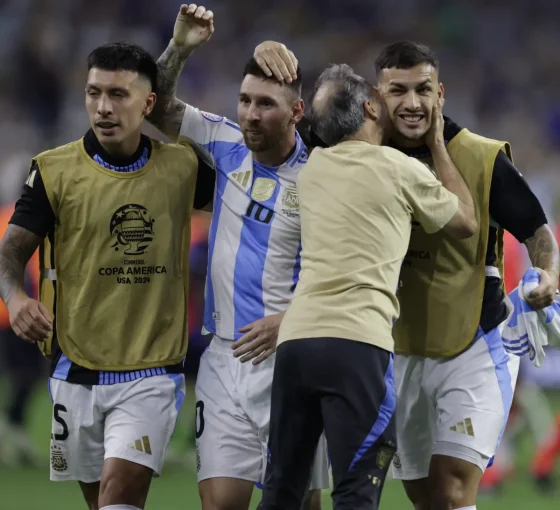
[310,64,376,147]
[311,81,337,116]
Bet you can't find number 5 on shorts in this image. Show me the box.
[51,404,69,441]
[195,400,205,439]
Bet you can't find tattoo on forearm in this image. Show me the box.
[0,225,41,305]
[148,44,190,138]
[524,225,560,276]
[158,46,190,104]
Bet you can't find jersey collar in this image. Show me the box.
[83,129,152,168]
[285,131,306,168]
[252,131,307,171]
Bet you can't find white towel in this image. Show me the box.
[501,268,560,367]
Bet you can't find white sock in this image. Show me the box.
[454,507,476,510]
[100,506,142,510]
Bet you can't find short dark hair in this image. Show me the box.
[375,41,439,77]
[87,42,158,95]
[310,64,374,147]
[242,58,303,97]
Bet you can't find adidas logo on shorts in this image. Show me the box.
[450,418,475,437]
[128,436,152,455]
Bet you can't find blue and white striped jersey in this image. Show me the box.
[180,106,307,341]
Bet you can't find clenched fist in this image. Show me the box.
[171,4,214,53]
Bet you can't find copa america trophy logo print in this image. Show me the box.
[110,204,155,256]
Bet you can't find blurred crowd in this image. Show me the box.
[1,0,560,212]
[1,0,560,484]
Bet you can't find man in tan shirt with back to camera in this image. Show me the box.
[259,64,477,510]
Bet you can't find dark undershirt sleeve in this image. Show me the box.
[488,151,547,243]
[9,161,56,238]
[192,151,216,211]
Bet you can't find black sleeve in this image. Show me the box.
[9,161,56,237]
[489,151,547,243]
[192,154,216,210]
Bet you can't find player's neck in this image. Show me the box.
[100,132,143,159]
[252,132,297,167]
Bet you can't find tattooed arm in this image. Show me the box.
[148,43,191,140]
[0,225,52,342]
[0,225,39,305]
[148,4,214,140]
[488,152,558,309]
[524,225,560,275]
[523,224,559,308]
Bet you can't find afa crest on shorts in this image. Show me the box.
[50,444,68,472]
[110,204,155,256]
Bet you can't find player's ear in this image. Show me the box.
[438,83,444,100]
[364,87,382,121]
[144,92,157,117]
[291,98,305,125]
[364,99,377,122]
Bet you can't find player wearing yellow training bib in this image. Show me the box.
[0,42,214,510]
[375,41,558,510]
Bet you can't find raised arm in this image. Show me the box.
[0,224,52,342]
[148,3,214,140]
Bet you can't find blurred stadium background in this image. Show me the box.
[1,0,560,508]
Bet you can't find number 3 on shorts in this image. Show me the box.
[195,400,205,439]
[51,404,69,441]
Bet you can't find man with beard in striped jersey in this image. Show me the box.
[147,5,329,510]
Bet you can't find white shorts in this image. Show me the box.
[392,326,520,480]
[195,336,330,489]
[48,374,186,483]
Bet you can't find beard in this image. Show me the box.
[391,110,431,144]
[242,126,277,152]
[397,128,426,140]
[241,117,292,153]
[243,135,274,152]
